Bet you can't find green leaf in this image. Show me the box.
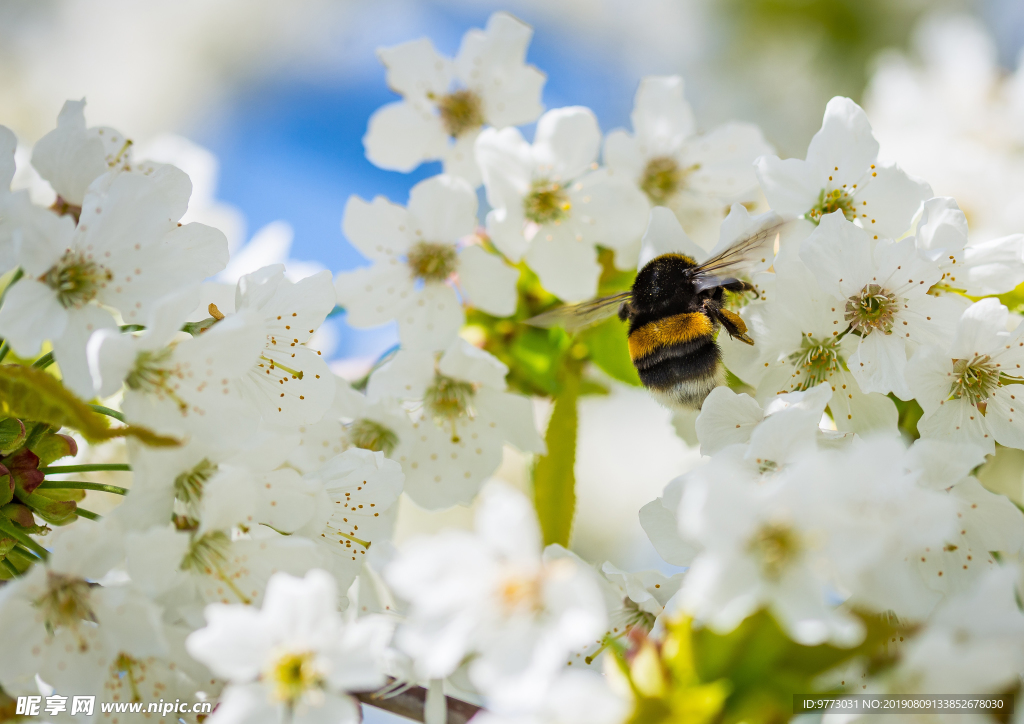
[14,487,77,525]
[0,364,179,446]
[532,357,582,546]
[29,431,78,467]
[579,316,641,387]
[692,610,902,724]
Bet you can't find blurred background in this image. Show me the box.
[5,0,1024,574]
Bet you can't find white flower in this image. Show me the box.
[868,567,1024,698]
[30,99,144,208]
[473,669,630,724]
[914,196,1024,296]
[0,165,229,396]
[335,174,518,351]
[368,337,543,509]
[233,265,336,426]
[364,12,545,185]
[735,251,898,435]
[755,96,931,241]
[908,298,1024,454]
[0,520,166,697]
[125,524,322,618]
[186,569,392,724]
[476,107,649,300]
[295,448,404,593]
[88,287,266,443]
[800,211,958,399]
[385,483,607,711]
[605,75,773,249]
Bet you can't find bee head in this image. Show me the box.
[632,254,697,307]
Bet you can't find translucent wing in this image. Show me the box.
[525,291,632,334]
[690,214,788,293]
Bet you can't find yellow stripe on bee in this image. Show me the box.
[628,313,714,361]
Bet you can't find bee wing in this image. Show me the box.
[525,291,632,333]
[690,213,789,293]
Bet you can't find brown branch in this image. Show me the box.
[356,681,481,724]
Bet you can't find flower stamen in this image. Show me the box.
[523,179,571,225]
[845,283,898,335]
[407,242,458,283]
[434,89,485,138]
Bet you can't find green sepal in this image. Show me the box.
[6,448,43,494]
[0,465,11,508]
[29,431,79,467]
[1,502,36,528]
[34,486,86,502]
[0,364,179,447]
[0,418,26,455]
[13,487,77,526]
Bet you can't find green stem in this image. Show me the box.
[9,545,40,564]
[120,324,146,333]
[0,517,48,560]
[532,355,582,547]
[38,481,129,496]
[0,268,24,308]
[32,351,55,369]
[39,464,131,474]
[88,404,125,422]
[0,557,18,577]
[76,507,101,521]
[0,341,10,363]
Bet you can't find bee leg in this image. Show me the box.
[703,300,755,346]
[721,278,759,299]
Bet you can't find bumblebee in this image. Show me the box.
[527,215,786,410]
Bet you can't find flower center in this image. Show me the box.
[498,572,543,615]
[35,572,95,642]
[180,531,252,604]
[787,335,843,390]
[42,250,110,309]
[424,374,475,442]
[845,283,898,335]
[407,241,458,283]
[523,179,571,225]
[174,458,217,523]
[950,356,1000,406]
[747,522,800,581]
[268,651,324,704]
[435,89,485,138]
[126,348,189,412]
[640,157,698,205]
[756,459,780,475]
[807,188,857,224]
[347,419,399,456]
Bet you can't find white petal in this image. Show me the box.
[397,283,464,351]
[800,211,874,299]
[52,303,117,398]
[88,327,136,398]
[378,37,453,99]
[682,122,773,201]
[915,196,968,261]
[255,467,317,533]
[341,194,411,260]
[848,332,912,399]
[918,396,994,454]
[524,227,601,302]
[407,175,478,242]
[906,345,957,417]
[0,278,66,356]
[853,165,932,240]
[907,438,988,490]
[30,99,108,206]
[962,233,1024,296]
[186,610,272,682]
[985,388,1024,451]
[457,244,519,317]
[637,206,706,268]
[475,482,542,560]
[571,168,649,252]
[242,345,335,427]
[602,129,646,181]
[950,298,1007,359]
[363,101,448,172]
[804,96,878,186]
[829,370,898,435]
[475,388,544,453]
[4,192,74,276]
[334,263,414,328]
[439,337,508,388]
[694,386,763,455]
[237,267,335,345]
[631,75,695,154]
[475,126,533,208]
[479,63,546,129]
[532,107,600,180]
[366,348,435,401]
[639,498,698,566]
[441,130,483,187]
[754,155,821,218]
